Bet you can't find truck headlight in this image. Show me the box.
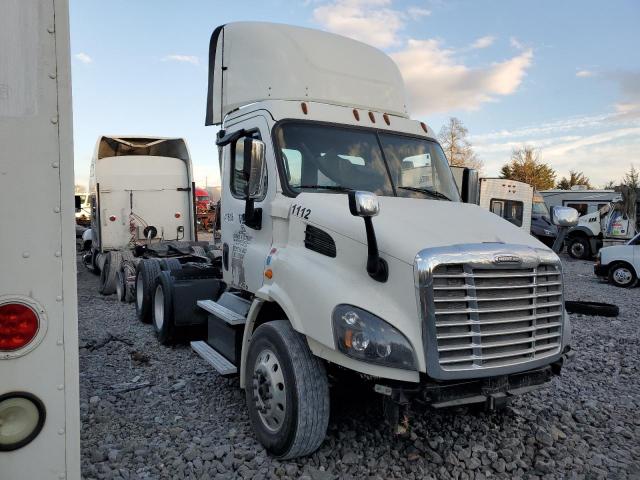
[332,305,416,370]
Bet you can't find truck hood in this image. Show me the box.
[298,193,550,264]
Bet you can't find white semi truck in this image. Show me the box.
[138,22,577,459]
[1,0,80,478]
[83,135,215,300]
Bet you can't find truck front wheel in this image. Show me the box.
[567,237,591,260]
[245,321,330,459]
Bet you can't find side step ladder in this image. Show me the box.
[197,299,246,325]
[191,341,237,376]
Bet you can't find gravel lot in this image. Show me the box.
[78,253,640,480]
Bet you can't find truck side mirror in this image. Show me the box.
[348,191,387,282]
[460,168,479,204]
[74,195,82,212]
[242,137,266,230]
[246,138,266,200]
[348,191,380,217]
[550,206,579,227]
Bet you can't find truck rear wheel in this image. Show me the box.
[98,251,122,295]
[116,269,127,302]
[152,273,177,345]
[567,237,591,260]
[135,259,161,323]
[245,321,329,459]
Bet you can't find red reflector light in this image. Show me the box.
[175,212,181,218]
[0,304,39,351]
[109,215,116,222]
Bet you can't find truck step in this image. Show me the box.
[190,341,237,376]
[197,299,246,325]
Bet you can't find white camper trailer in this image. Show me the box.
[0,1,80,478]
[479,178,534,233]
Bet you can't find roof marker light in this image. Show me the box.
[301,102,308,115]
[420,122,429,134]
[383,113,390,126]
[353,109,360,121]
[368,111,375,123]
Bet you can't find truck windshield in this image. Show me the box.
[275,122,460,201]
[532,199,549,216]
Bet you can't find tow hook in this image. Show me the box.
[376,384,411,435]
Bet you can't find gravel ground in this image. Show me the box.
[78,253,640,480]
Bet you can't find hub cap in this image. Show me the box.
[252,349,286,432]
[613,267,632,285]
[571,242,585,258]
[154,285,164,329]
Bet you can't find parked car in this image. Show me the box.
[594,232,640,287]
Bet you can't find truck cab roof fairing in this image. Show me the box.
[205,22,409,126]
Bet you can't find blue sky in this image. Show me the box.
[70,0,640,188]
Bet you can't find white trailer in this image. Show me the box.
[0,0,80,478]
[141,22,576,459]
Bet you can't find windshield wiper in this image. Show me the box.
[295,185,352,192]
[397,186,451,201]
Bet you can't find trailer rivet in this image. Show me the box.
[49,72,57,79]
[54,206,61,213]
[55,251,61,257]
[57,384,64,390]
[56,296,63,302]
[50,116,58,124]
[47,26,55,34]
[58,473,66,479]
[58,428,65,435]
[57,340,63,345]
[22,251,30,258]
[51,161,59,168]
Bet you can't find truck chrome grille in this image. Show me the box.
[431,263,562,371]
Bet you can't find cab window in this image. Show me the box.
[490,198,524,227]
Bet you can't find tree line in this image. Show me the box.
[438,117,638,191]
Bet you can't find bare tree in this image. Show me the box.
[602,180,618,189]
[437,117,483,171]
[499,145,556,190]
[623,164,640,189]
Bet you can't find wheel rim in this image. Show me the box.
[154,285,164,330]
[613,267,632,285]
[136,275,144,310]
[571,242,585,257]
[252,349,286,433]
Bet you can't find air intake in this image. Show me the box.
[304,225,336,258]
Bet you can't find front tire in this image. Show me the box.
[608,263,638,288]
[567,237,591,260]
[245,321,329,459]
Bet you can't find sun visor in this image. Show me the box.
[205,22,409,126]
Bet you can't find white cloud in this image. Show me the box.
[313,0,404,49]
[74,52,93,64]
[510,37,525,50]
[162,54,199,65]
[576,69,594,78]
[391,40,533,114]
[407,6,431,19]
[470,35,495,50]
[314,0,533,115]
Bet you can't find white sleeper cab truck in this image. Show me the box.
[0,0,80,478]
[142,22,577,459]
[84,136,214,302]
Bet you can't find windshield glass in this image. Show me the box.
[532,199,549,216]
[275,122,460,201]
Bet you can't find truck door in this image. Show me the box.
[220,116,274,293]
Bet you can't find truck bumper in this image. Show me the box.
[376,346,573,410]
[594,264,608,277]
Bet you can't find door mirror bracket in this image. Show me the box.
[243,138,266,230]
[348,191,388,282]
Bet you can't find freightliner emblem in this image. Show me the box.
[493,254,522,264]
